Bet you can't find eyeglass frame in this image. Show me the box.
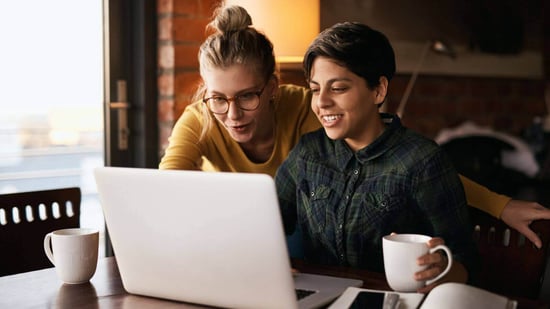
[202,85,267,115]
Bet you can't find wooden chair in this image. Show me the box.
[0,187,81,276]
[469,206,550,299]
[440,134,550,299]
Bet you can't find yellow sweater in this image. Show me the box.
[159,84,510,218]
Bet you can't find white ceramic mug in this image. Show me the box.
[44,228,99,284]
[382,234,453,292]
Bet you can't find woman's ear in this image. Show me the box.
[374,76,388,105]
[268,75,279,98]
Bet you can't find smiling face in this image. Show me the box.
[309,57,388,152]
[202,64,277,146]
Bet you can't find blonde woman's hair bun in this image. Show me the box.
[211,5,252,34]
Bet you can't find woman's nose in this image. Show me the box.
[226,100,243,120]
[315,89,332,108]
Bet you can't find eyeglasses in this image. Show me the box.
[202,85,266,115]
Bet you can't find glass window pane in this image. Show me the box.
[0,1,105,256]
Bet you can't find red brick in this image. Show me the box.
[173,17,210,42]
[390,75,409,96]
[400,97,433,117]
[405,116,448,139]
[470,79,501,97]
[175,71,202,97]
[174,91,199,118]
[459,98,486,114]
[517,79,545,95]
[383,97,399,114]
[522,98,547,114]
[158,17,173,41]
[440,98,462,113]
[440,78,469,98]
[175,71,201,93]
[174,44,200,68]
[493,116,525,134]
[158,99,175,122]
[156,1,548,158]
[198,0,222,17]
[414,77,448,97]
[158,0,173,14]
[158,74,175,96]
[159,45,174,69]
[173,0,199,15]
[505,100,527,112]
[485,99,507,113]
[174,102,189,119]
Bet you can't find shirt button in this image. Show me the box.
[353,169,359,175]
[310,191,315,197]
[339,224,343,230]
[345,195,350,200]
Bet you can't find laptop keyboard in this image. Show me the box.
[296,288,317,300]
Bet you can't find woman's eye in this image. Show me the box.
[310,88,320,94]
[211,97,226,103]
[332,87,347,92]
[238,92,256,100]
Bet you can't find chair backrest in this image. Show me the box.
[0,187,81,276]
[469,206,550,299]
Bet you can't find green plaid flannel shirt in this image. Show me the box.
[275,113,477,274]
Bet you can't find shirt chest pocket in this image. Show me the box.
[358,193,406,229]
[297,182,337,232]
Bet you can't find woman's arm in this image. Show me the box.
[460,175,550,248]
[500,199,550,248]
[459,175,510,218]
[159,103,205,170]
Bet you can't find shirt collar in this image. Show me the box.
[334,113,403,170]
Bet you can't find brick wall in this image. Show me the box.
[281,69,546,138]
[388,75,546,138]
[157,0,219,152]
[158,0,547,156]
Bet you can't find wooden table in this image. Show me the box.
[0,257,547,308]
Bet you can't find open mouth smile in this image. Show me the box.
[320,114,343,125]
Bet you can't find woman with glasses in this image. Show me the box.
[159,5,319,177]
[159,4,550,249]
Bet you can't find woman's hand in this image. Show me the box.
[500,200,550,249]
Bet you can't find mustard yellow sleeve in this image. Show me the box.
[159,102,205,170]
[460,175,512,218]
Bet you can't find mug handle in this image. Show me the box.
[425,244,453,286]
[43,232,55,266]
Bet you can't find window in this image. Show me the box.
[0,1,105,256]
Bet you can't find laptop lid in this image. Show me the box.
[94,167,361,309]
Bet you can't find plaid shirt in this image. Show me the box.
[275,113,477,273]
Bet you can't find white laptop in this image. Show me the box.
[94,167,362,309]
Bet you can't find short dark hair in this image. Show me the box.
[303,22,396,89]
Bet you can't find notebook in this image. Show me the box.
[329,283,517,309]
[94,166,362,309]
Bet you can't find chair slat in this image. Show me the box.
[0,187,81,276]
[470,206,550,299]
